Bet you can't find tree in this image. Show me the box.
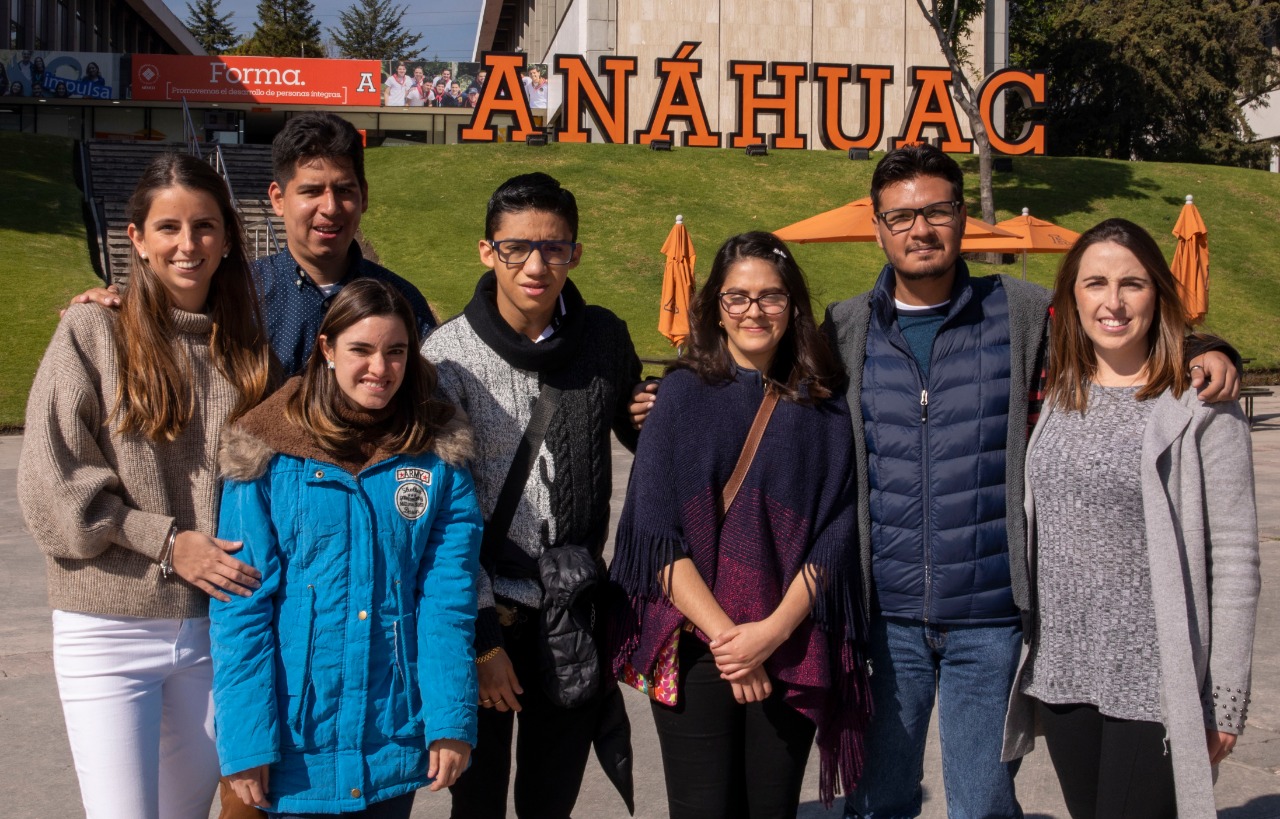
[185,0,240,55]
[913,0,999,224]
[1010,0,1280,165]
[244,0,324,58]
[330,0,423,61]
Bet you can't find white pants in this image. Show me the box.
[52,610,219,819]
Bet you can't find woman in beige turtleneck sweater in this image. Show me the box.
[18,153,272,819]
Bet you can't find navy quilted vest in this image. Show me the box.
[861,262,1019,625]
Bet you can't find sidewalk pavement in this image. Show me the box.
[2,392,1278,818]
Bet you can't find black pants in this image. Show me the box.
[1037,701,1178,819]
[650,636,816,819]
[449,609,602,819]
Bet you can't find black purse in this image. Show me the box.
[481,381,601,709]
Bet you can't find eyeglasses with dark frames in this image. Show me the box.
[875,200,963,234]
[718,291,791,316]
[488,239,579,266]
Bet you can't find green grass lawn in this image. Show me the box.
[0,133,103,430]
[364,142,1280,373]
[2,134,1278,428]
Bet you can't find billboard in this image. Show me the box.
[131,55,382,105]
[0,50,120,99]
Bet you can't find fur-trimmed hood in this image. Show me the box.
[219,378,475,482]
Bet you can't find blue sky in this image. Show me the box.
[165,0,483,60]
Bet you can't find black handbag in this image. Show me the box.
[481,381,602,709]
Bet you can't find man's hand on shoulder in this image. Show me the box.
[629,379,659,430]
[1191,350,1240,403]
[61,284,121,317]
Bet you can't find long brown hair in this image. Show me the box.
[113,153,272,441]
[286,279,454,457]
[1047,218,1190,412]
[674,231,844,402]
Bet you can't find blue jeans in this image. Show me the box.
[845,617,1024,819]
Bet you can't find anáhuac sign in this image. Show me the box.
[463,43,1047,155]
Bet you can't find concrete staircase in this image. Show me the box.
[80,141,284,284]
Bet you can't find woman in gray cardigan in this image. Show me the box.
[1001,218,1259,819]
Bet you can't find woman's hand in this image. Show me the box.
[1207,729,1237,765]
[171,530,262,602]
[228,765,270,808]
[478,648,523,713]
[710,619,787,679]
[427,738,472,791]
[729,666,772,704]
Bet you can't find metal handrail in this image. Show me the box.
[181,97,203,159]
[78,141,112,283]
[209,141,282,258]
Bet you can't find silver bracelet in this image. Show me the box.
[159,525,178,580]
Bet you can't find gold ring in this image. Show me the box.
[480,698,493,705]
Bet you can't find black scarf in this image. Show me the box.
[462,272,588,373]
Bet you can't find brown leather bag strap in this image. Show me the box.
[720,389,779,518]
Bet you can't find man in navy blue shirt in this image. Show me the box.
[71,112,434,377]
[255,112,435,374]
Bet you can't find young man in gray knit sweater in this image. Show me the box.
[422,172,642,819]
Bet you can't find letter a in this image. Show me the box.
[894,67,972,152]
[636,42,720,148]
[356,72,375,93]
[460,53,540,143]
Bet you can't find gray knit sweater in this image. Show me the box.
[18,304,238,619]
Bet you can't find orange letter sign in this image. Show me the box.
[460,52,539,143]
[637,42,720,148]
[894,67,972,153]
[555,54,638,144]
[979,69,1047,155]
[813,63,894,151]
[727,61,807,149]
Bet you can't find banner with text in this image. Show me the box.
[0,49,120,99]
[131,55,381,105]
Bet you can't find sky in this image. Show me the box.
[166,0,483,60]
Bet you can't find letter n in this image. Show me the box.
[636,42,720,148]
[893,67,972,153]
[727,61,807,149]
[460,52,540,143]
[555,54,637,144]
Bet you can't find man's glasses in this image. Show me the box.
[488,239,579,266]
[718,292,791,316]
[875,200,962,233]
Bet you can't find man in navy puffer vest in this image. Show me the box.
[823,145,1239,818]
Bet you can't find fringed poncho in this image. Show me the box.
[608,367,870,806]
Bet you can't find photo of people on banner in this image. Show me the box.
[379,59,546,110]
[0,50,118,99]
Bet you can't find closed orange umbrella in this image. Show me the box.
[774,197,1019,244]
[659,215,696,348]
[1170,194,1209,325]
[961,207,1080,279]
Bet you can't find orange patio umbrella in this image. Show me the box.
[960,207,1080,279]
[773,196,1019,244]
[1170,194,1209,325]
[659,214,696,348]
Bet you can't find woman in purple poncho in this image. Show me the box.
[609,231,870,819]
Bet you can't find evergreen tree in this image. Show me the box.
[245,0,325,58]
[330,0,423,61]
[185,0,240,55]
[1010,0,1280,165]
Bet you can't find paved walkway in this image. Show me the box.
[2,392,1279,818]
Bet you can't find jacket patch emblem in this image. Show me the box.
[395,481,429,520]
[395,467,432,485]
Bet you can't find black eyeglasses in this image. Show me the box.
[718,292,790,316]
[488,239,579,265]
[875,200,962,233]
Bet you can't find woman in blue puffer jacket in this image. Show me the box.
[210,279,483,818]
